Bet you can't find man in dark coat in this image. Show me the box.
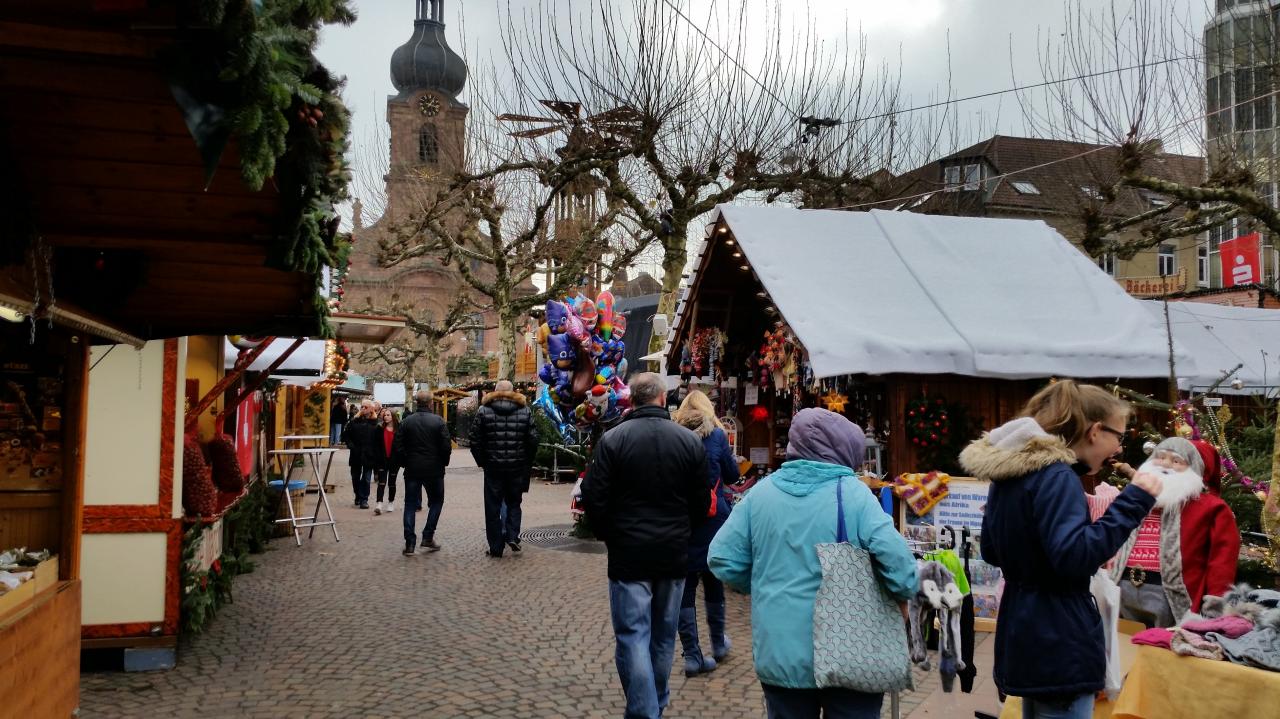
[581,372,709,719]
[393,389,452,555]
[340,399,379,509]
[470,380,539,558]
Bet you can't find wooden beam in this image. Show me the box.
[0,21,156,57]
[215,338,307,430]
[185,338,276,433]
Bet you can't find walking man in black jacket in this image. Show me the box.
[393,389,452,555]
[470,380,539,558]
[340,399,379,509]
[581,372,710,719]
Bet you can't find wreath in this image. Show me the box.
[906,395,952,450]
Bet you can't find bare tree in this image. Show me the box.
[1019,0,1280,261]
[489,0,936,349]
[353,294,483,396]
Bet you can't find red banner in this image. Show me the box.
[236,392,260,476]
[1220,232,1261,287]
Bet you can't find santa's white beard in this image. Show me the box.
[1137,459,1205,510]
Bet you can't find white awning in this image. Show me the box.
[1144,300,1280,394]
[223,338,326,372]
[704,206,1194,380]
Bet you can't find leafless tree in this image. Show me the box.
[353,293,484,396]
[486,0,945,350]
[1018,0,1280,260]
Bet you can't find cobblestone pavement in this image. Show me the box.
[81,450,964,719]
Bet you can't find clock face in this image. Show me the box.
[418,95,441,117]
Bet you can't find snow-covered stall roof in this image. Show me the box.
[1144,301,1280,394]
[710,206,1194,380]
[222,338,326,372]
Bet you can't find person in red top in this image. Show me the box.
[1110,437,1240,627]
[373,408,401,515]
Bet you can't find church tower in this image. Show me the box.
[384,0,468,222]
[344,2,491,385]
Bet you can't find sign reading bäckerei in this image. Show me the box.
[1122,267,1187,297]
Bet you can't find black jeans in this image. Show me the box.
[760,684,883,719]
[680,569,725,608]
[482,469,526,555]
[350,465,372,505]
[403,473,444,543]
[376,466,399,503]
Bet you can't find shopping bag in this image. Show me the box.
[813,478,914,693]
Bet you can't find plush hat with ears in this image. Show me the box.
[1190,439,1223,495]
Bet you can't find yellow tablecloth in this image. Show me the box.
[999,645,1280,719]
[1110,645,1280,718]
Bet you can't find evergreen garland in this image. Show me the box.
[195,0,357,335]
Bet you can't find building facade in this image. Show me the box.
[883,135,1208,297]
[345,1,496,383]
[1205,0,1280,287]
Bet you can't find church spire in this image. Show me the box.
[416,0,443,23]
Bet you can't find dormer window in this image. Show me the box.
[418,123,439,164]
[1011,181,1041,195]
[944,163,981,191]
[1079,185,1105,201]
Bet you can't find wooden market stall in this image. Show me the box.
[665,206,1189,479]
[0,0,355,708]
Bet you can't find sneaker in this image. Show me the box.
[422,539,442,552]
[506,540,522,553]
[374,502,383,516]
[387,501,396,513]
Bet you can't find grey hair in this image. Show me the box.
[1154,436,1205,478]
[495,380,515,392]
[414,389,433,406]
[629,373,667,407]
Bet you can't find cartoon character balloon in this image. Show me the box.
[535,289,631,438]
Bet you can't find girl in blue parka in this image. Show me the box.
[959,380,1162,719]
[709,408,917,719]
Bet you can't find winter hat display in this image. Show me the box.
[907,560,966,692]
[1213,610,1280,672]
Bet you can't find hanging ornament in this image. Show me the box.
[820,390,848,414]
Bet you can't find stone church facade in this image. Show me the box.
[345,0,496,383]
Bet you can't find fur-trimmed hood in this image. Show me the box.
[958,417,1076,482]
[676,410,717,438]
[482,390,527,408]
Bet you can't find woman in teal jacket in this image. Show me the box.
[709,408,917,719]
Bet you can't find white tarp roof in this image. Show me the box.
[717,206,1195,380]
[223,338,326,372]
[1144,301,1280,395]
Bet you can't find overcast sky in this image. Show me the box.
[316,0,1214,271]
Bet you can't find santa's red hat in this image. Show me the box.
[1190,439,1222,495]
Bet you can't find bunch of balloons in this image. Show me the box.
[535,290,631,439]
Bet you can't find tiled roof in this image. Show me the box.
[866,135,1205,220]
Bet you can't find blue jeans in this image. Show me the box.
[761,684,883,719]
[330,423,343,445]
[1022,693,1094,719]
[609,578,685,719]
[403,474,444,543]
[350,465,372,505]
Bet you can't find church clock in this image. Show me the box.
[418,95,441,117]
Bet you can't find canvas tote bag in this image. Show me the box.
[812,478,914,692]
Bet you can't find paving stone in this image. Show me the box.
[82,449,953,718]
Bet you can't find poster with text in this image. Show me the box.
[900,478,1003,619]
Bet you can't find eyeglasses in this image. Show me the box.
[1098,425,1126,445]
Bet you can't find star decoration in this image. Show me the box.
[820,390,848,414]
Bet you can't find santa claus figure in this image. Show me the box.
[1109,437,1239,628]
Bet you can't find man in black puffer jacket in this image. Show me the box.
[470,380,539,558]
[581,372,709,719]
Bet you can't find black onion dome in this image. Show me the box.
[389,11,467,100]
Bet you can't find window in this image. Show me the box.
[465,313,484,353]
[1097,253,1116,277]
[1236,67,1254,131]
[1198,243,1210,287]
[1011,181,1041,195]
[418,123,439,163]
[1145,192,1171,209]
[1158,243,1177,276]
[1079,185,1104,201]
[943,163,981,191]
